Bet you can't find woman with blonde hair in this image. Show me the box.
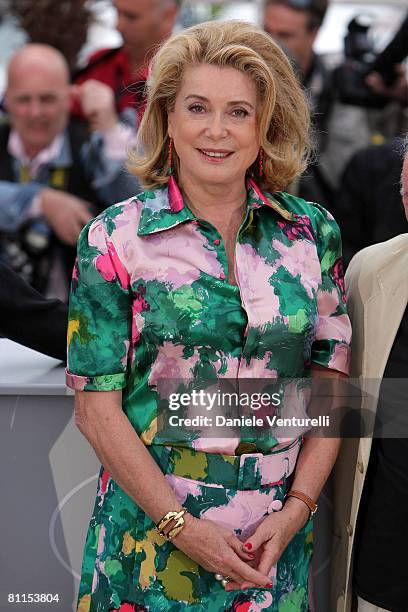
[67,19,351,612]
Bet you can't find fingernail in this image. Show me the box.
[266,582,273,588]
[248,553,255,559]
[243,542,252,550]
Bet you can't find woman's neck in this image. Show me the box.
[180,176,247,222]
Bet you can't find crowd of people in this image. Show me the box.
[1,1,407,611]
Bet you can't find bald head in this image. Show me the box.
[7,44,70,87]
[113,0,178,67]
[5,44,71,158]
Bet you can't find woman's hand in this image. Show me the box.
[223,499,309,592]
[173,514,273,589]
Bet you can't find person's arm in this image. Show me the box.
[0,262,68,360]
[72,79,121,134]
[73,79,140,205]
[39,188,93,245]
[0,180,92,244]
[0,180,42,232]
[365,14,408,104]
[81,127,140,205]
[365,67,407,103]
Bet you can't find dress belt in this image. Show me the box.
[148,437,301,491]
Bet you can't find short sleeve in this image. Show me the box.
[310,204,352,375]
[66,215,132,391]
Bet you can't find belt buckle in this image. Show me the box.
[238,450,264,490]
[235,441,257,456]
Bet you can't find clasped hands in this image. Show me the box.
[173,499,309,591]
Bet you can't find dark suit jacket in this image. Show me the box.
[333,139,406,267]
[0,262,67,361]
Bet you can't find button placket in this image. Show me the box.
[199,221,228,280]
[234,243,252,372]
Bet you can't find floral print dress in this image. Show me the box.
[67,177,351,612]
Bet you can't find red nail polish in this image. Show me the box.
[266,582,273,588]
[243,542,252,550]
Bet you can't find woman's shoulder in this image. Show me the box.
[264,191,343,265]
[97,192,146,222]
[269,191,341,248]
[272,191,336,225]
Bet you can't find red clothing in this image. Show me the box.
[71,47,148,123]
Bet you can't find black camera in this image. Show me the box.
[335,13,408,109]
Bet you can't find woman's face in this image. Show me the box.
[167,63,260,190]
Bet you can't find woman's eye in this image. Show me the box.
[232,108,249,118]
[188,104,205,113]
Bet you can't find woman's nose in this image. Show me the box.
[205,112,228,139]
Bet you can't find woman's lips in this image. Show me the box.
[197,149,233,162]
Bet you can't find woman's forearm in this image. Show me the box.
[284,365,345,516]
[75,390,182,524]
[287,437,340,502]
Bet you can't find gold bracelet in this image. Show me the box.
[156,508,187,540]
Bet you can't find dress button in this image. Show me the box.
[346,523,353,537]
[267,499,283,513]
[357,461,364,474]
[213,239,220,245]
[219,271,226,280]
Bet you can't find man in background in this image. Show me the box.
[0,44,138,299]
[264,0,329,97]
[72,0,180,128]
[262,0,374,204]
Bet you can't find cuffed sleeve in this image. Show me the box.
[81,130,140,204]
[310,203,352,375]
[66,214,132,391]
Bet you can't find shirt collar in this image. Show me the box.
[137,176,293,236]
[8,129,66,179]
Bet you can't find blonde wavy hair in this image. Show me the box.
[129,19,311,193]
